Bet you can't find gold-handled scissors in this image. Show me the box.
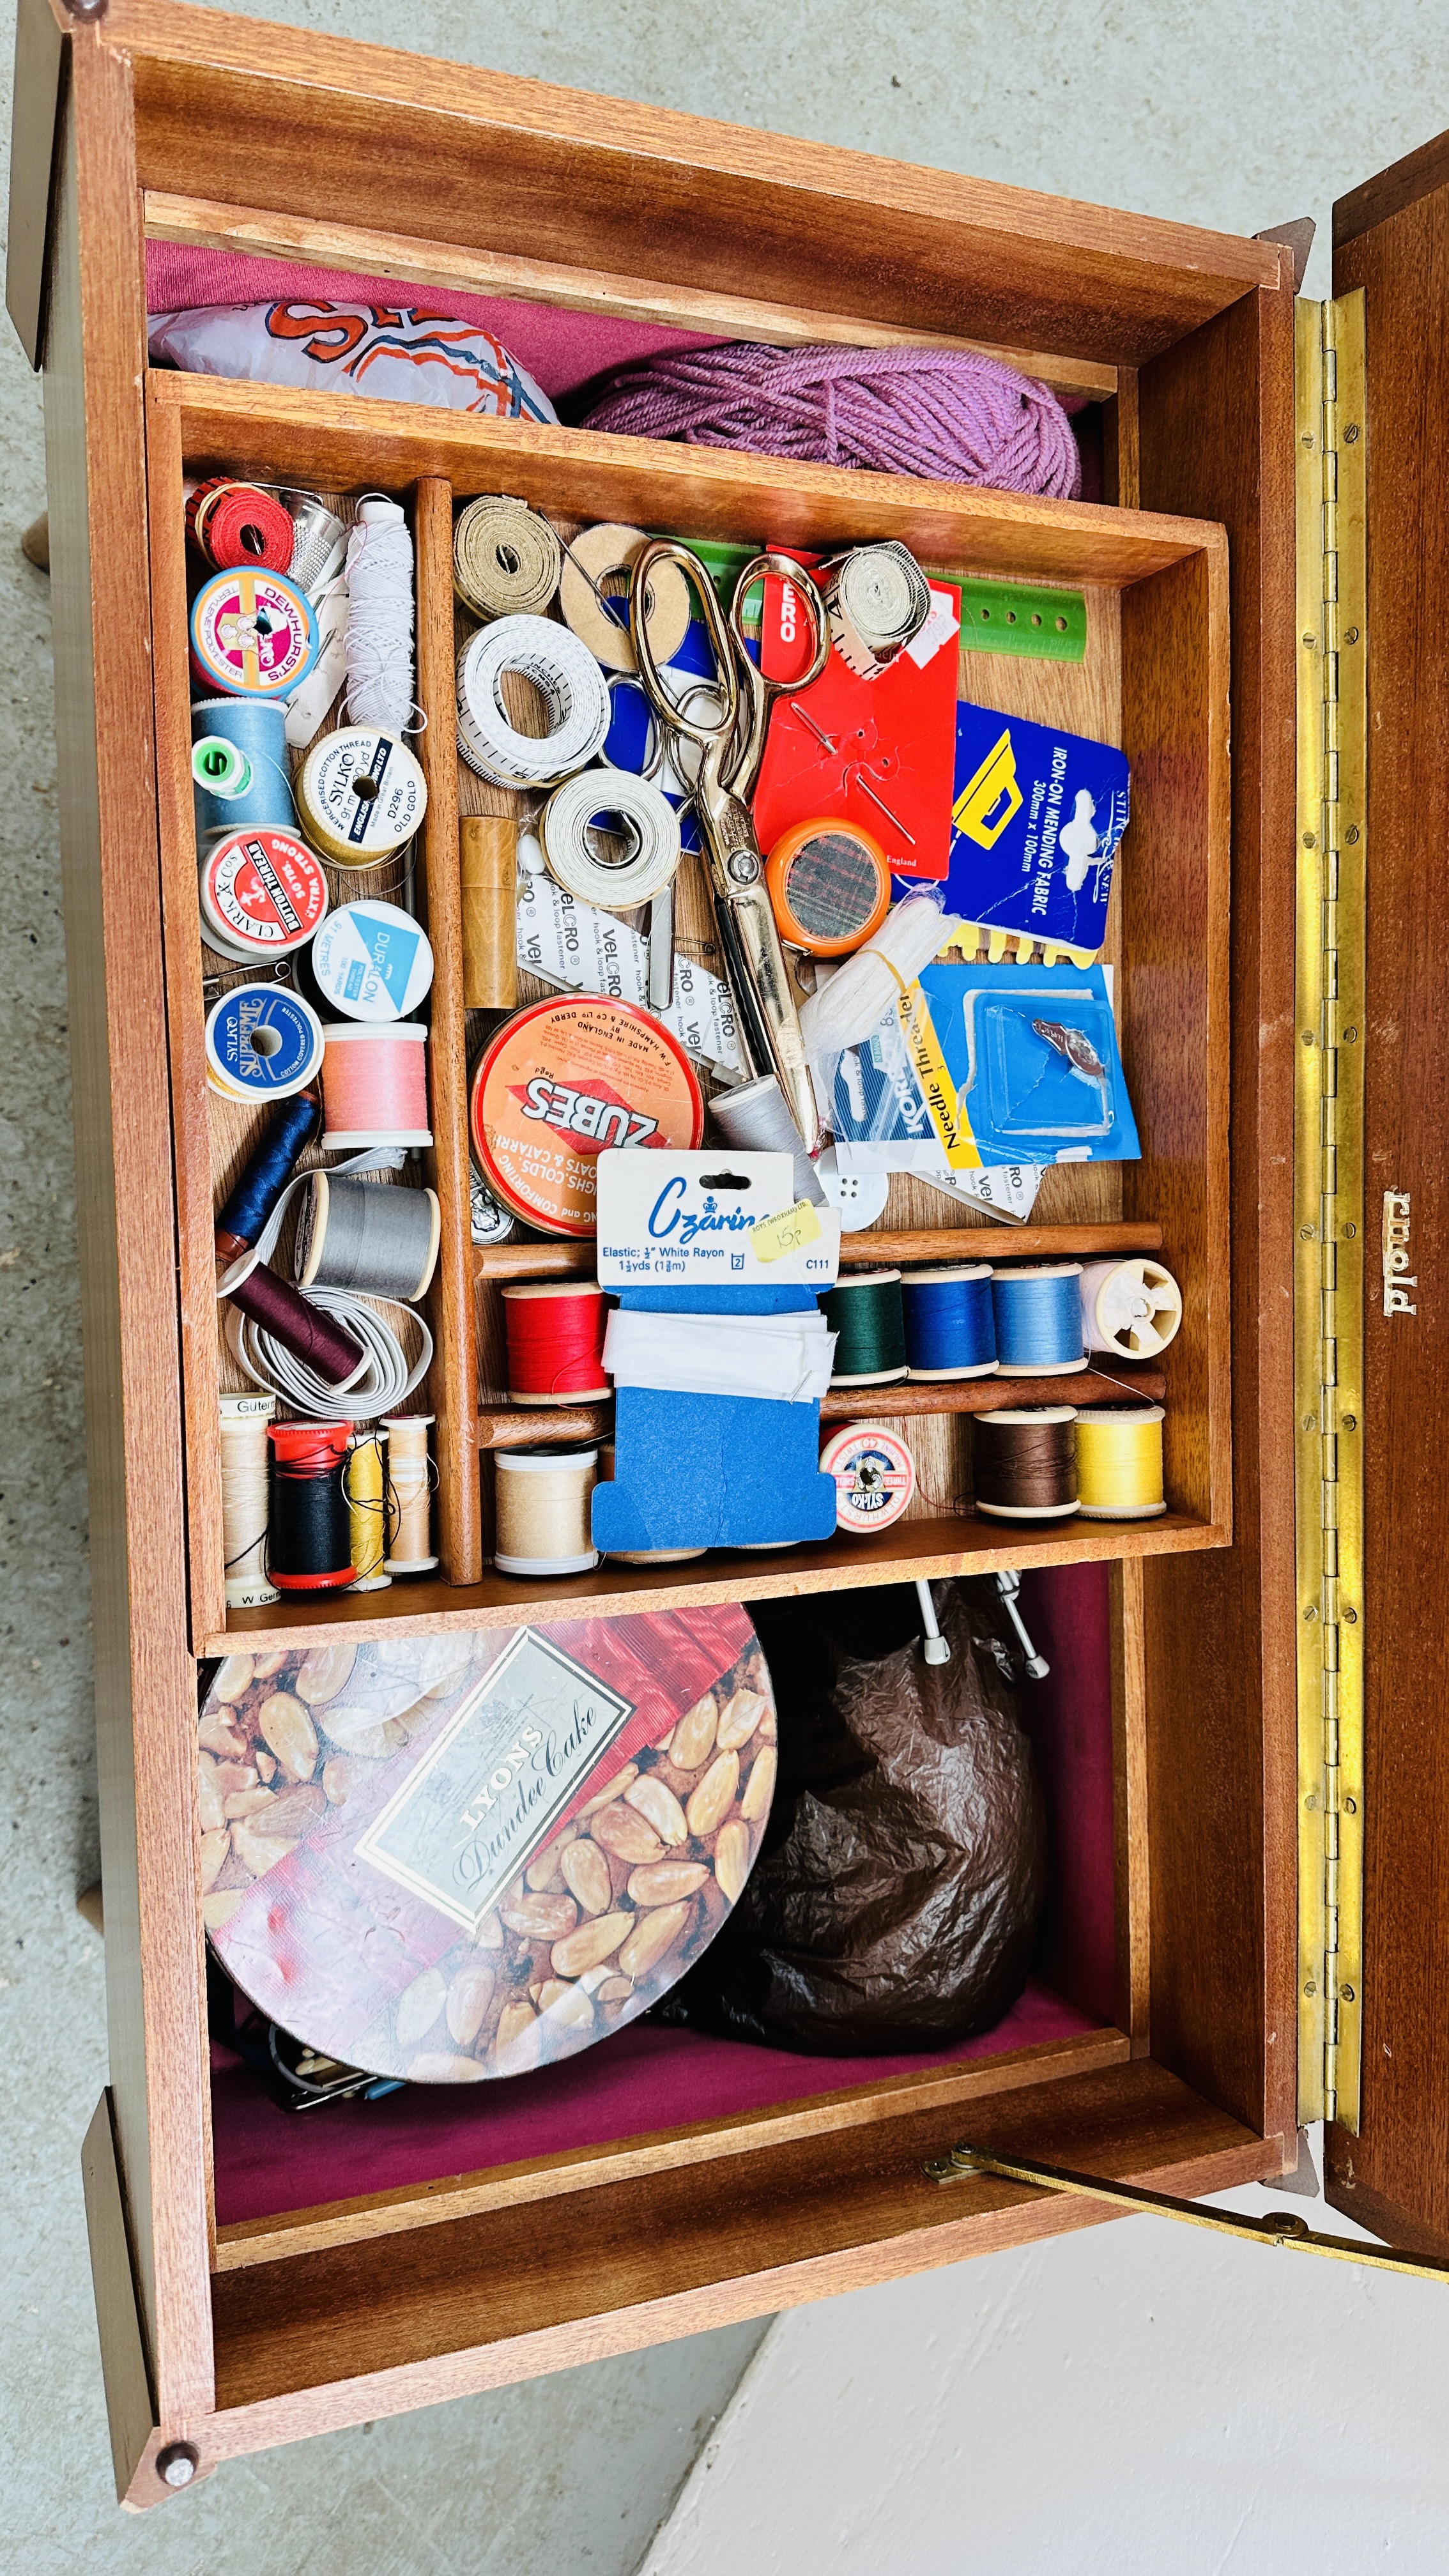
[629,541,829,1152]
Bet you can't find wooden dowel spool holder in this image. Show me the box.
[473,1220,1167,1285]
[475,1367,1166,1449]
[460,815,519,1010]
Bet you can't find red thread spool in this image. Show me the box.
[502,1282,611,1404]
[227,1263,366,1387]
[187,478,296,574]
[267,1420,353,1590]
[321,1023,433,1149]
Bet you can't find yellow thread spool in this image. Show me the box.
[345,1428,392,1592]
[1073,1405,1167,1520]
[494,1446,599,1577]
[383,1412,439,1572]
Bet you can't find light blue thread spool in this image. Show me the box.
[192,698,298,837]
[990,1263,1089,1376]
[902,1264,998,1380]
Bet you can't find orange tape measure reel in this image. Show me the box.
[765,816,893,958]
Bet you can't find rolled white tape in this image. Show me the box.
[456,615,610,788]
[539,769,680,910]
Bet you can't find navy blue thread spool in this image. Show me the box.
[192,698,298,838]
[901,1263,997,1381]
[213,1090,320,1266]
[990,1263,1089,1376]
[821,1269,908,1386]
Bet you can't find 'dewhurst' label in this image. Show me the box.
[354,1628,634,1931]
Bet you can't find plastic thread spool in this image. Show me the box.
[901,1264,998,1380]
[1074,1405,1167,1519]
[204,984,326,1104]
[346,1428,392,1591]
[595,1441,706,1564]
[990,1264,1088,1376]
[973,1406,1079,1521]
[494,1445,598,1576]
[502,1282,611,1405]
[559,521,691,674]
[383,1414,438,1572]
[820,1423,916,1533]
[709,1071,827,1208]
[821,1269,908,1386]
[198,825,329,964]
[539,769,681,910]
[1078,1257,1183,1360]
[321,1023,432,1148]
[214,1091,321,1266]
[190,566,319,698]
[460,816,519,1009]
[187,478,296,573]
[266,1420,355,1590]
[218,1392,279,1608]
[310,900,435,1022]
[452,495,562,618]
[456,617,611,788]
[766,817,892,957]
[297,729,428,868]
[295,1172,441,1302]
[191,698,296,836]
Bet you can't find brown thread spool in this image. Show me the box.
[460,815,519,1009]
[382,1413,438,1573]
[973,1405,1079,1521]
[494,1446,599,1577]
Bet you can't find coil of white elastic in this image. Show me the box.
[224,1284,434,1420]
[456,615,611,788]
[539,769,681,910]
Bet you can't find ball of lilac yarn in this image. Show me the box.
[581,342,1082,500]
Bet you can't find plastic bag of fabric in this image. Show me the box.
[656,1577,1046,2053]
[148,300,556,422]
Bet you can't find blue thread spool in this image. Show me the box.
[192,698,298,838]
[990,1263,1089,1376]
[901,1264,998,1381]
[214,1089,321,1265]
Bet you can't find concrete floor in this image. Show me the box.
[4,0,1446,2562]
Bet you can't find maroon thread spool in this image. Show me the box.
[226,1262,366,1388]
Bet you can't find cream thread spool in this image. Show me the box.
[346,1428,392,1591]
[494,1446,599,1576]
[596,1441,706,1565]
[218,1391,279,1607]
[382,1413,438,1572]
[1073,1404,1167,1519]
[558,522,691,675]
[1078,1257,1183,1360]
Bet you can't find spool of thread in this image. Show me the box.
[558,522,692,675]
[218,1391,279,1607]
[595,1441,706,1563]
[539,769,680,910]
[267,1420,354,1590]
[821,1269,908,1386]
[973,1406,1079,1521]
[383,1413,438,1572]
[191,698,296,836]
[204,984,326,1104]
[901,1264,998,1381]
[990,1264,1089,1376]
[295,1172,440,1301]
[310,899,434,1022]
[766,816,892,957]
[1074,1406,1167,1520]
[709,1071,827,1208]
[456,616,611,788]
[461,816,519,1009]
[452,495,562,619]
[297,728,428,867]
[190,567,319,698]
[1078,1258,1183,1360]
[321,1023,432,1148]
[344,498,415,734]
[226,1263,368,1390]
[198,825,330,964]
[346,1427,392,1591]
[820,1423,916,1533]
[214,1090,321,1264]
[502,1282,610,1405]
[187,477,296,572]
[493,1445,599,1577]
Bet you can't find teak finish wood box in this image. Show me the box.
[11,0,1449,2508]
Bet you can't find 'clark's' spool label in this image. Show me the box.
[199,826,328,958]
[189,567,318,697]
[298,728,427,863]
[471,995,703,1238]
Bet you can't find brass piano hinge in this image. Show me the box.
[1294,291,1367,2133]
[924,2147,1448,2283]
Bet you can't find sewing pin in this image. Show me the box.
[855,775,916,844]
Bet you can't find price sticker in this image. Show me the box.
[749,1198,824,1265]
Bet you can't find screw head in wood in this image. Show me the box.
[1340,1985,1356,2002]
[1343,423,1361,443]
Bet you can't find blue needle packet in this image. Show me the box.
[917,959,1140,1164]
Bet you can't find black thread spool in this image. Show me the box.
[972,1406,1079,1521]
[267,1420,355,1590]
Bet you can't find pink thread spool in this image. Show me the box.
[321,1022,433,1148]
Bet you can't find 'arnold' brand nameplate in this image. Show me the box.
[354,1629,634,1930]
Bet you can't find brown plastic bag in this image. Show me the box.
[656,1578,1046,2053]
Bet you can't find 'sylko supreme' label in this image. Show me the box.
[355,1629,634,1930]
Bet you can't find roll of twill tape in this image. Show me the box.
[558,522,692,675]
[452,495,562,620]
[189,567,319,698]
[471,994,703,1238]
[460,816,519,1010]
[204,983,326,1102]
[539,769,681,910]
[456,616,611,788]
[310,899,435,1020]
[297,728,429,866]
[187,478,296,574]
[199,825,330,963]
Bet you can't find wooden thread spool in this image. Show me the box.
[460,816,519,1009]
[502,1280,610,1404]
[383,1413,438,1572]
[218,1391,278,1607]
[973,1405,1079,1521]
[822,1269,908,1386]
[346,1428,392,1591]
[494,1446,599,1577]
[1074,1405,1167,1519]
[597,1441,706,1564]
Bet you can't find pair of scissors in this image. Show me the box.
[629,541,829,1152]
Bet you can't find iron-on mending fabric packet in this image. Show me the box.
[906,703,1131,956]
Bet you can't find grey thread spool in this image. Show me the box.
[294,1173,441,1303]
[709,1071,827,1207]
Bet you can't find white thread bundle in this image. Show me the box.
[797,895,960,1061]
[218,1392,279,1607]
[345,498,416,731]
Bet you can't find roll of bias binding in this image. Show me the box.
[218,1391,279,1608]
[821,1270,908,1386]
[295,1172,441,1301]
[901,1265,997,1380]
[502,1282,610,1404]
[298,729,428,867]
[1078,1258,1183,1360]
[267,1420,354,1591]
[453,496,562,619]
[383,1414,438,1572]
[192,698,296,836]
[188,478,296,573]
[558,522,691,675]
[321,1023,432,1148]
[539,769,681,910]
[974,1406,1078,1521]
[456,617,611,788]
[1074,1406,1167,1519]
[205,985,326,1104]
[346,1428,392,1591]
[990,1264,1088,1375]
[494,1446,599,1577]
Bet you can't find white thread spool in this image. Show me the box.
[218,1391,279,1607]
[344,497,415,732]
[1078,1257,1183,1360]
[539,769,681,910]
[383,1413,438,1572]
[494,1446,599,1576]
[456,617,611,788]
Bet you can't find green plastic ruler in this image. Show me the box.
[956,577,1087,662]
